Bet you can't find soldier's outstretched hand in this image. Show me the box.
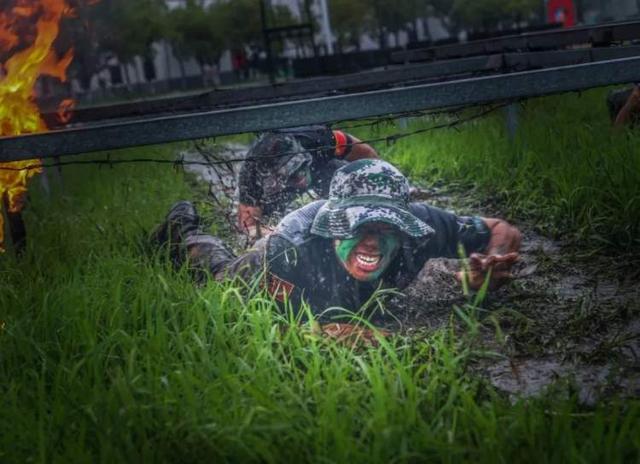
[457,252,519,291]
[456,217,521,291]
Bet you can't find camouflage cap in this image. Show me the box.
[311,159,434,239]
[260,134,313,197]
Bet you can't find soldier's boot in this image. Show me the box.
[151,201,236,280]
[150,200,204,267]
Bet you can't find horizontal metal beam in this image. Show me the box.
[503,45,640,70]
[43,46,640,129]
[3,56,640,162]
[393,20,640,63]
[42,56,494,128]
[42,57,493,128]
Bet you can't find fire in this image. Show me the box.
[0,0,74,252]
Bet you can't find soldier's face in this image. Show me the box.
[334,223,401,281]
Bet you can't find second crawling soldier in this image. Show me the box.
[236,125,378,238]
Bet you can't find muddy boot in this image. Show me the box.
[151,201,239,282]
[150,201,203,266]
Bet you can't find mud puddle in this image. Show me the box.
[182,146,640,402]
[394,184,640,403]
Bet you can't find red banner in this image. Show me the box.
[547,0,577,27]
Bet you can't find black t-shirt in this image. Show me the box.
[264,200,491,318]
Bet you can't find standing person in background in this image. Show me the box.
[237,125,379,239]
[232,49,248,82]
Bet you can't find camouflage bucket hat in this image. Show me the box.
[311,159,434,239]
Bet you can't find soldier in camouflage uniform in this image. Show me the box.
[237,125,378,237]
[155,160,521,324]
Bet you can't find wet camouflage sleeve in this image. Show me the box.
[262,234,308,313]
[456,216,492,254]
[409,203,491,257]
[214,242,267,284]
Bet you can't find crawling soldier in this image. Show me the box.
[237,125,378,237]
[154,160,521,338]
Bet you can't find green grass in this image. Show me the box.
[1,95,640,462]
[355,88,640,249]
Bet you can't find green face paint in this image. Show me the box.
[335,237,360,263]
[367,234,400,280]
[334,230,401,281]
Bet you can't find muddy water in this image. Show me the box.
[394,190,640,403]
[183,146,640,401]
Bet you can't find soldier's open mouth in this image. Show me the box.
[355,253,381,272]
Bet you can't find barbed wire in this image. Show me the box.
[0,102,508,172]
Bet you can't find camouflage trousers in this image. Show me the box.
[178,234,267,285]
[153,201,267,285]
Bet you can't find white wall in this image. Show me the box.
[580,0,639,23]
[609,0,639,19]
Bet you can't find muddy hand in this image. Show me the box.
[457,252,519,290]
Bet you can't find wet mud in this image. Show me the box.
[393,186,640,403]
[183,145,640,402]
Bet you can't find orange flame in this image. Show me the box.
[0,0,74,252]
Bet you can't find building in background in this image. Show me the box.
[75,0,640,101]
[574,0,639,23]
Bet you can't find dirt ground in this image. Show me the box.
[394,187,640,403]
[183,144,640,403]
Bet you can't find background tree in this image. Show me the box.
[328,0,372,52]
[97,0,167,86]
[505,0,543,23]
[365,0,422,48]
[411,0,455,42]
[57,1,103,92]
[451,0,539,33]
[167,0,225,86]
[216,0,294,50]
[216,0,264,49]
